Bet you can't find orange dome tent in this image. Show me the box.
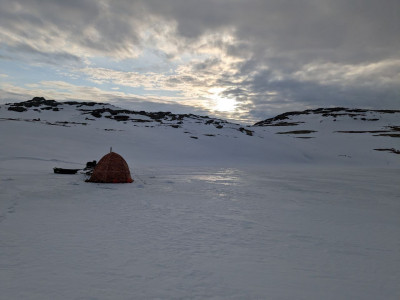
[87,152,133,183]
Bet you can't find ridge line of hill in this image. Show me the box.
[3,96,400,128]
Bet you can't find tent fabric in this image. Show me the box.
[87,152,133,183]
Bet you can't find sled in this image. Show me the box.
[53,167,81,174]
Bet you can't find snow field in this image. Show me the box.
[1,164,399,299]
[1,103,399,299]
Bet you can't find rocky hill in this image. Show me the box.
[253,107,400,156]
[4,97,254,137]
[1,97,399,164]
[254,107,400,127]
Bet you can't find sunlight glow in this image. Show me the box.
[208,87,237,112]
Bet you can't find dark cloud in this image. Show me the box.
[2,0,399,64]
[2,0,399,62]
[3,43,83,66]
[242,65,400,112]
[0,0,143,58]
[192,58,221,72]
[143,0,400,62]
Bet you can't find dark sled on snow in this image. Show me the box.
[53,167,80,174]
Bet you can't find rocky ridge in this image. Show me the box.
[1,97,399,159]
[3,97,254,137]
[254,107,400,126]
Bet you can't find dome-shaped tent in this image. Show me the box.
[87,152,133,183]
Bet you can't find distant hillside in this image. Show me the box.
[4,97,254,137]
[1,97,399,164]
[254,107,400,127]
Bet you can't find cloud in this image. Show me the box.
[0,80,216,117]
[2,0,399,63]
[0,0,399,122]
[244,59,400,108]
[2,43,83,66]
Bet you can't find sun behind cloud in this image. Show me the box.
[208,87,237,112]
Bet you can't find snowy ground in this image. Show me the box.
[1,102,399,299]
[1,164,399,299]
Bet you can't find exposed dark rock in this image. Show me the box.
[17,97,60,108]
[374,148,400,154]
[81,108,180,123]
[77,102,100,107]
[8,106,27,112]
[65,101,103,106]
[276,130,317,135]
[375,110,400,114]
[113,115,130,121]
[0,117,20,121]
[361,118,379,121]
[373,133,400,138]
[259,121,304,127]
[388,126,400,132]
[91,111,102,118]
[335,130,390,133]
[239,127,254,136]
[253,111,305,126]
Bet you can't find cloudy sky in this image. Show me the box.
[0,0,399,122]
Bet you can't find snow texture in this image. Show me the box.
[0,100,399,299]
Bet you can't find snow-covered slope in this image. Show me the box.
[1,97,302,168]
[1,98,399,299]
[253,107,400,165]
[1,97,399,168]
